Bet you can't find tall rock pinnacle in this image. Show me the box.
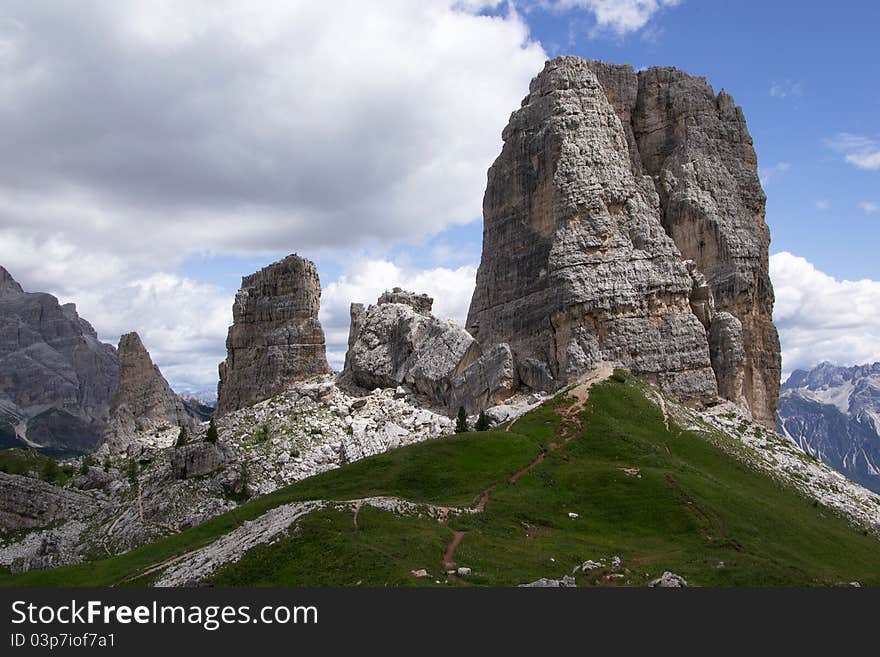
[467,57,781,426]
[102,332,193,453]
[216,254,330,416]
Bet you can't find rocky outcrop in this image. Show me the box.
[0,471,102,531]
[101,332,193,454]
[216,255,330,416]
[630,64,781,426]
[0,266,119,453]
[449,343,517,414]
[171,442,232,480]
[466,57,780,425]
[343,290,512,413]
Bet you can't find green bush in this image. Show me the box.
[40,458,61,484]
[475,411,490,432]
[455,407,469,433]
[175,426,188,448]
[254,423,271,443]
[205,418,219,444]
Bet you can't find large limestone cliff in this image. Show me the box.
[216,255,330,416]
[467,57,780,426]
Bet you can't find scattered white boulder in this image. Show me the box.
[649,572,688,588]
[519,575,577,588]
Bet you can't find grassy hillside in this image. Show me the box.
[0,448,75,485]
[4,373,880,587]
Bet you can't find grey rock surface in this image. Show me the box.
[466,57,780,425]
[101,332,194,454]
[632,64,781,426]
[708,312,746,404]
[449,343,517,414]
[171,442,232,480]
[217,255,330,416]
[343,290,512,412]
[649,571,688,587]
[0,471,103,531]
[0,266,119,453]
[519,575,577,588]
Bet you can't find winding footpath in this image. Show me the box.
[441,367,613,572]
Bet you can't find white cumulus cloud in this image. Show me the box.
[771,252,880,378]
[0,1,545,390]
[0,0,546,287]
[758,162,791,186]
[827,133,880,170]
[548,0,682,35]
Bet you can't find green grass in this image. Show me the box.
[4,373,880,587]
[0,448,75,486]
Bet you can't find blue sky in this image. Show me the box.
[1,1,878,393]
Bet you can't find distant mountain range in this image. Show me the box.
[778,362,880,494]
[0,267,118,456]
[0,267,211,456]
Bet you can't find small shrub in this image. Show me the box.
[40,458,61,484]
[455,407,469,434]
[254,423,271,443]
[475,411,490,432]
[239,462,251,499]
[126,459,139,487]
[175,425,188,448]
[79,455,93,475]
[205,418,219,444]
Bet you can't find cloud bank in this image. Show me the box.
[771,252,880,378]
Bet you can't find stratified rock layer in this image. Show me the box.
[216,255,330,416]
[102,332,193,454]
[630,64,781,426]
[0,266,118,452]
[467,57,780,425]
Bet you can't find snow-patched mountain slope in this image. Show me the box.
[777,362,880,494]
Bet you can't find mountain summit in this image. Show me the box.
[467,57,781,426]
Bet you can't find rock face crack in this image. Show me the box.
[466,57,780,426]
